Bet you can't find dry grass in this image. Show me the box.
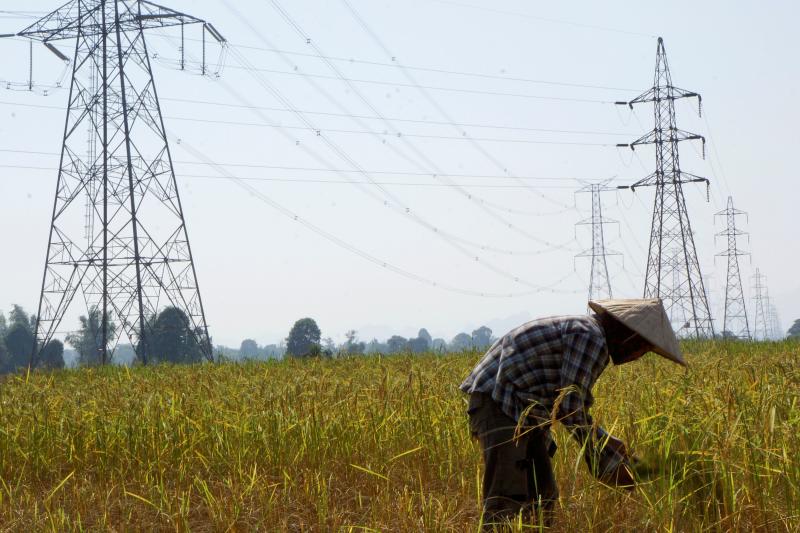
[1,341,798,531]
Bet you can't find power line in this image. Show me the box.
[159,55,615,105]
[152,96,636,137]
[0,147,632,184]
[9,11,586,268]
[424,0,657,38]
[178,138,583,297]
[167,114,615,147]
[334,0,583,214]
[0,164,591,189]
[175,35,640,93]
[207,61,582,258]
[157,25,584,222]
[201,35,581,251]
[174,4,586,231]
[0,98,618,146]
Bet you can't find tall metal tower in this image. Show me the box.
[6,1,226,364]
[715,197,750,339]
[575,182,620,301]
[768,303,783,340]
[751,268,769,340]
[617,37,714,338]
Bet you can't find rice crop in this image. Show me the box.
[1,341,798,531]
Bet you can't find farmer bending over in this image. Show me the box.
[460,298,685,526]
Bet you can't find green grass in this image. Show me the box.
[1,341,799,531]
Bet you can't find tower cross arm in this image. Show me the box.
[623,128,705,150]
[624,170,708,191]
[16,0,218,42]
[575,248,622,258]
[716,248,750,257]
[714,206,748,217]
[576,215,618,226]
[619,85,701,110]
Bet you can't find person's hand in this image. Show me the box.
[597,435,636,490]
[603,435,629,456]
[599,460,636,489]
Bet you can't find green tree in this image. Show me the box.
[406,336,429,353]
[343,330,365,355]
[9,305,35,330]
[450,332,473,351]
[322,337,337,354]
[788,319,800,339]
[417,328,432,346]
[240,338,260,359]
[386,335,408,353]
[471,326,494,349]
[39,340,65,370]
[4,322,34,372]
[66,307,116,366]
[263,344,284,359]
[0,312,8,372]
[0,338,7,372]
[366,338,387,354]
[286,318,321,357]
[146,307,204,364]
[431,338,447,352]
[1,306,57,372]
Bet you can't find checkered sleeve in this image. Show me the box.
[557,321,629,480]
[556,324,605,433]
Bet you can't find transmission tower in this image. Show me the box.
[4,1,226,364]
[616,37,714,338]
[751,268,769,340]
[575,182,620,301]
[715,196,750,339]
[768,303,783,340]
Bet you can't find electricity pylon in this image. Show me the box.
[6,1,226,365]
[751,268,769,340]
[715,197,750,339]
[575,182,620,301]
[616,37,714,338]
[767,301,782,341]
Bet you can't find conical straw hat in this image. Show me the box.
[588,298,686,367]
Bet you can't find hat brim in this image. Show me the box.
[589,300,687,367]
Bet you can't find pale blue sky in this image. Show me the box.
[0,0,797,346]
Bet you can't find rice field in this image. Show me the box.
[1,341,798,531]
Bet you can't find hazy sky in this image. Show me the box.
[0,0,797,347]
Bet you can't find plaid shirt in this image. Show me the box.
[461,315,627,474]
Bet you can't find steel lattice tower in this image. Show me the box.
[768,303,783,340]
[715,196,750,339]
[10,1,225,364]
[617,37,714,338]
[751,268,769,340]
[575,182,620,301]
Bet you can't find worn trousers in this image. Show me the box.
[468,392,558,527]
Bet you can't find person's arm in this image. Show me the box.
[557,326,634,488]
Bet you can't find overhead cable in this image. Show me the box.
[174,35,639,92]
[336,0,581,214]
[177,139,583,297]
[263,0,580,226]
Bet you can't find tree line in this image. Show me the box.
[0,305,64,373]
[5,306,796,373]
[0,304,209,374]
[228,317,497,360]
